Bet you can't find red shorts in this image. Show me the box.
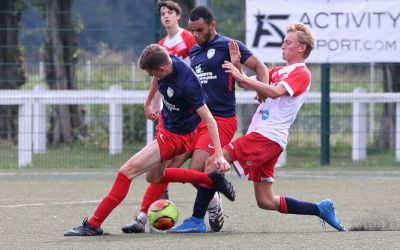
[156,127,198,162]
[192,116,237,154]
[225,132,282,182]
[154,113,163,139]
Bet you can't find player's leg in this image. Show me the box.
[251,151,346,232]
[122,127,234,234]
[169,149,234,233]
[121,152,190,233]
[188,149,225,232]
[187,116,237,232]
[64,140,164,236]
[160,153,191,199]
[248,140,320,214]
[254,181,346,231]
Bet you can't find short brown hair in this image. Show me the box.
[158,0,181,16]
[287,22,315,59]
[138,44,171,70]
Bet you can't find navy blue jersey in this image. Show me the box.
[158,55,207,134]
[189,34,253,117]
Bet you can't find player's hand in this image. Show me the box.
[228,40,241,68]
[255,91,267,103]
[144,103,158,121]
[222,61,246,85]
[214,155,231,172]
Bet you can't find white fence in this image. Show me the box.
[1,86,400,167]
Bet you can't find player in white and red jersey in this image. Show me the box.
[145,1,196,122]
[158,29,195,63]
[146,0,196,119]
[158,1,196,62]
[171,22,347,233]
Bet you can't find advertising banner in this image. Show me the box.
[246,0,400,63]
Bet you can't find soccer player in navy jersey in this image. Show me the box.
[170,22,346,233]
[122,5,269,233]
[63,44,236,236]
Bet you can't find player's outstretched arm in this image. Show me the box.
[223,61,287,99]
[229,40,269,101]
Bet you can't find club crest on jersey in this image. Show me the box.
[207,48,215,59]
[167,87,174,98]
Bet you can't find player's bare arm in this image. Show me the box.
[223,61,287,99]
[229,40,269,102]
[144,77,160,120]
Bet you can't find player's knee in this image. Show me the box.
[145,172,161,183]
[119,164,139,180]
[256,199,278,210]
[203,155,216,173]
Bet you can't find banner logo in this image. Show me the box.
[252,13,290,48]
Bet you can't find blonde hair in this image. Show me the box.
[287,22,314,59]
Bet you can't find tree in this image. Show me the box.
[0,0,27,141]
[33,0,84,144]
[380,63,400,149]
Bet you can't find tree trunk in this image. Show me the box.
[380,63,400,149]
[0,0,27,141]
[43,0,82,144]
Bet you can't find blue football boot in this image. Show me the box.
[168,216,207,233]
[318,199,346,232]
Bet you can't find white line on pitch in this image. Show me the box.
[0,200,101,208]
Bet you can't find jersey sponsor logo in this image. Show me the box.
[167,87,174,98]
[207,48,215,59]
[207,143,215,149]
[163,99,180,112]
[194,64,203,74]
[194,64,217,85]
[260,109,270,120]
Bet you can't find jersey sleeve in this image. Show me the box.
[182,30,196,51]
[280,68,311,96]
[158,37,166,45]
[236,39,253,64]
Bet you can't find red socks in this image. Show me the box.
[140,182,169,213]
[87,169,213,227]
[88,171,131,228]
[157,168,213,189]
[278,196,288,213]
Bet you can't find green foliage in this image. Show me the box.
[210,0,245,40]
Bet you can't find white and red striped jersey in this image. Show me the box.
[158,28,196,63]
[247,63,311,149]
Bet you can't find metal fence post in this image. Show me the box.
[321,63,330,166]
